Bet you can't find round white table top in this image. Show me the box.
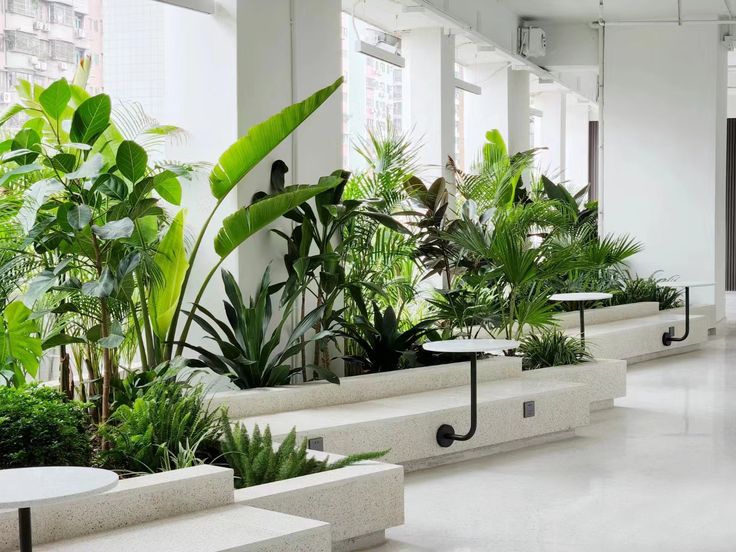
[549,292,612,302]
[656,281,714,288]
[0,466,119,509]
[422,338,520,354]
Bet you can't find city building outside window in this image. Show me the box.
[341,12,406,170]
[49,2,74,27]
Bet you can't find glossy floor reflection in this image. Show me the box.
[369,317,736,551]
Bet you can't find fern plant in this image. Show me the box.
[220,415,387,488]
[610,272,682,310]
[98,378,221,474]
[519,330,591,370]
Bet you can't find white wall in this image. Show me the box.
[463,63,510,166]
[603,25,726,317]
[535,90,566,179]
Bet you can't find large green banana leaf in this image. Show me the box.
[150,210,189,338]
[209,77,343,200]
[214,179,341,258]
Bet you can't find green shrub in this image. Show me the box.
[98,379,221,474]
[220,415,387,488]
[0,385,92,468]
[610,273,682,310]
[520,330,590,371]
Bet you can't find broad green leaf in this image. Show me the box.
[153,170,181,205]
[70,93,111,145]
[116,140,147,183]
[81,268,115,298]
[150,210,189,338]
[209,77,342,199]
[17,178,64,233]
[0,163,42,188]
[92,218,134,240]
[48,153,76,173]
[214,180,341,258]
[42,333,85,349]
[67,204,92,230]
[0,104,25,129]
[11,129,40,165]
[97,334,124,349]
[0,301,42,378]
[66,153,104,180]
[92,174,128,200]
[39,78,71,120]
[22,270,56,307]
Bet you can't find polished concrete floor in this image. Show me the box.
[370,309,736,551]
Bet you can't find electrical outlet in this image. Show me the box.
[523,401,535,418]
[307,437,324,451]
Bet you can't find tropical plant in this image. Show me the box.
[98,378,221,474]
[219,416,387,489]
[610,272,682,310]
[519,330,591,370]
[184,267,337,388]
[0,67,346,419]
[450,129,538,211]
[0,385,92,468]
[0,301,42,387]
[426,285,498,340]
[338,301,432,373]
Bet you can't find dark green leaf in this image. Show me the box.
[81,268,115,298]
[152,170,181,205]
[67,204,92,230]
[70,94,111,145]
[92,174,128,200]
[116,140,147,183]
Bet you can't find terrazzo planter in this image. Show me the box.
[0,459,404,552]
[521,358,627,410]
[210,356,522,419]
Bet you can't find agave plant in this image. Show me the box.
[338,302,432,373]
[183,267,337,389]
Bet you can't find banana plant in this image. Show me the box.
[165,77,346,359]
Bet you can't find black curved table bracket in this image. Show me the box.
[436,353,478,447]
[662,287,690,347]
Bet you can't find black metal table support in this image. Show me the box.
[436,353,478,447]
[578,303,586,348]
[19,507,32,552]
[663,286,690,346]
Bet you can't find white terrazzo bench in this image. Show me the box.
[234,377,590,472]
[33,504,331,552]
[568,311,708,363]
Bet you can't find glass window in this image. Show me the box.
[341,12,406,170]
[49,39,75,62]
[7,0,37,17]
[49,2,74,26]
[6,30,43,56]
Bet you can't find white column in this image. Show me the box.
[603,24,726,318]
[564,97,590,193]
[535,90,567,179]
[236,0,341,294]
[463,62,510,165]
[404,27,456,182]
[507,69,530,154]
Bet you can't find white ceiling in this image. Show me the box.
[502,0,734,22]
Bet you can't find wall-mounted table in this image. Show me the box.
[0,466,119,551]
[656,281,714,346]
[422,339,519,447]
[548,292,613,348]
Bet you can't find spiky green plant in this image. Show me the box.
[610,272,682,310]
[98,378,221,474]
[220,415,387,488]
[519,330,591,371]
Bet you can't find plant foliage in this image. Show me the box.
[519,330,591,371]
